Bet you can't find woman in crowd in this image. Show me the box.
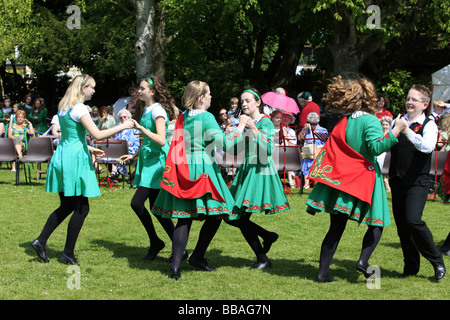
[109,108,140,180]
[152,80,248,279]
[0,96,13,137]
[298,112,328,189]
[218,107,232,133]
[377,116,393,192]
[28,97,48,134]
[226,88,290,269]
[271,110,291,146]
[98,106,116,130]
[437,113,450,151]
[375,95,393,119]
[91,106,100,126]
[305,75,407,282]
[31,74,134,265]
[7,110,35,172]
[21,94,33,117]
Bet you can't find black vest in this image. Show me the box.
[389,117,432,186]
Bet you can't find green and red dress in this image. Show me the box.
[306,112,398,227]
[152,110,243,220]
[230,115,290,216]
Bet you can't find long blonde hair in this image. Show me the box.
[181,80,209,110]
[58,74,96,111]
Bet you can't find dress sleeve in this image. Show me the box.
[70,103,90,122]
[151,105,168,122]
[255,117,275,157]
[365,116,398,156]
[202,112,244,152]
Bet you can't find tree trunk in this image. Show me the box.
[267,24,304,91]
[329,9,380,77]
[133,0,169,82]
[133,0,156,82]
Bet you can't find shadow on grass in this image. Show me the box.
[88,239,396,283]
[20,241,62,264]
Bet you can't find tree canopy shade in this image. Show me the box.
[312,0,450,77]
[1,0,449,111]
[0,0,33,97]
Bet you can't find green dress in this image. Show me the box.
[230,115,290,215]
[152,110,243,219]
[45,104,100,197]
[28,108,48,134]
[306,112,398,227]
[133,103,169,189]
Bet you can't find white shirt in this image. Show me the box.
[59,103,90,122]
[393,113,438,154]
[143,103,168,122]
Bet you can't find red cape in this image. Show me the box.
[308,116,376,205]
[160,112,226,202]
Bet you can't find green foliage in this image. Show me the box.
[377,70,431,116]
[377,70,414,116]
[0,0,34,61]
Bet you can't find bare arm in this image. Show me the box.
[80,114,133,141]
[134,117,166,146]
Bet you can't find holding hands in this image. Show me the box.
[236,114,251,132]
[120,118,136,130]
[390,114,409,137]
[119,154,133,165]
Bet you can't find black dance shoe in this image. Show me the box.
[262,232,279,254]
[188,257,216,272]
[316,274,337,283]
[249,260,272,270]
[356,260,371,278]
[59,252,79,265]
[434,264,446,280]
[145,241,165,260]
[170,268,181,280]
[30,239,49,263]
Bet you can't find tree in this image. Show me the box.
[313,0,450,77]
[0,0,33,97]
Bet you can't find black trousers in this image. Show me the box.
[390,182,443,273]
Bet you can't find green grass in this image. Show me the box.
[0,163,448,300]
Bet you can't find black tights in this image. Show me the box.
[37,193,90,258]
[226,213,271,263]
[317,213,383,278]
[130,187,174,247]
[171,217,221,269]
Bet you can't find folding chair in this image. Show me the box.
[95,139,131,189]
[17,137,54,185]
[0,138,19,184]
[274,145,302,197]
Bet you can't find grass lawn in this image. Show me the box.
[0,163,448,302]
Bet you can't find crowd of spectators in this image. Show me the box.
[1,87,449,189]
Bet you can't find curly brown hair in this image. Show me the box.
[322,75,378,115]
[139,76,177,120]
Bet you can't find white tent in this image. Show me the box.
[431,64,450,112]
